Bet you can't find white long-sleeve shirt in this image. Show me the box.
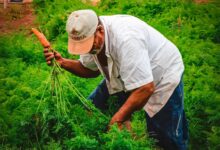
[79,15,184,117]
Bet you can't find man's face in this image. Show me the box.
[89,25,105,54]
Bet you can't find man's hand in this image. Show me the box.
[43,48,64,66]
[108,82,155,131]
[109,113,131,131]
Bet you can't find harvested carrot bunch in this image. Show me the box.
[32,28,107,121]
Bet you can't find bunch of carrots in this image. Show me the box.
[31,28,107,120]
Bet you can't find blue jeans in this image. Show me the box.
[88,79,189,150]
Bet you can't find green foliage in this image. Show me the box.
[101,125,153,150]
[0,0,219,149]
[64,135,99,150]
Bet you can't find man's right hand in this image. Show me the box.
[43,48,100,78]
[43,48,64,66]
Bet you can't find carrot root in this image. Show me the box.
[32,28,50,48]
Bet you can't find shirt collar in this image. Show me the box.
[99,16,110,58]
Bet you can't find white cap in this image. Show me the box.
[66,9,98,55]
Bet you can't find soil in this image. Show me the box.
[0,3,36,35]
[0,1,100,35]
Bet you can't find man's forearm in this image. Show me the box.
[60,58,100,78]
[112,82,155,122]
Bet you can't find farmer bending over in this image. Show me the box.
[44,9,189,150]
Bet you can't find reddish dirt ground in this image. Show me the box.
[0,1,100,35]
[0,3,36,35]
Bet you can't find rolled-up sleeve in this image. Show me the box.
[117,38,153,91]
[79,54,98,71]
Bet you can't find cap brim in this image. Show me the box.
[68,35,94,55]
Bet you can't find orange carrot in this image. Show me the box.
[31,28,50,48]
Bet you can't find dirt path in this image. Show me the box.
[0,3,36,35]
[0,1,100,35]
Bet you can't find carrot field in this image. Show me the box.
[0,0,219,149]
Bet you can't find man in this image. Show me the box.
[44,9,188,149]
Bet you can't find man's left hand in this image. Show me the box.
[109,112,131,131]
